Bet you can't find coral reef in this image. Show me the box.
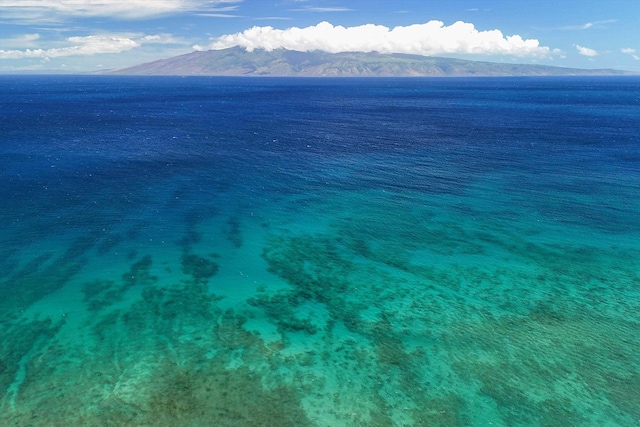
[181,253,220,283]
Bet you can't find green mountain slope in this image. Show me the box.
[105,47,633,77]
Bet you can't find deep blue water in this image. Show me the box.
[1,75,639,426]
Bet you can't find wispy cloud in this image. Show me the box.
[562,23,595,30]
[290,7,354,12]
[254,16,293,21]
[195,4,241,17]
[0,33,41,48]
[0,0,243,20]
[195,13,242,18]
[206,21,557,58]
[533,19,617,32]
[575,45,598,57]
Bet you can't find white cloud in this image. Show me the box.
[0,0,242,20]
[0,33,187,59]
[208,21,555,58]
[138,34,185,44]
[0,35,139,59]
[0,35,149,59]
[575,44,598,57]
[622,48,639,60]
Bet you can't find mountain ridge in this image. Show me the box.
[103,47,634,77]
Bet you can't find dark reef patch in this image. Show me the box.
[0,253,83,316]
[96,233,123,255]
[84,256,157,312]
[248,292,319,336]
[225,216,243,248]
[121,254,156,287]
[0,318,62,396]
[144,361,312,427]
[181,252,220,283]
[83,279,120,311]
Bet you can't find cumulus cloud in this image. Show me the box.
[575,44,598,57]
[0,34,148,59]
[0,0,242,20]
[206,21,556,58]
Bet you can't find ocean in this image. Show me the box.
[1,75,639,426]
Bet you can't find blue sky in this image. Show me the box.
[1,0,639,73]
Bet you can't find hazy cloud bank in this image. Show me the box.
[0,0,242,20]
[0,34,170,59]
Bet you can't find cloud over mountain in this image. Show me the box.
[203,21,556,58]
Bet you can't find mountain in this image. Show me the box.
[104,47,633,77]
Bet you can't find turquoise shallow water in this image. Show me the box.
[1,76,639,426]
